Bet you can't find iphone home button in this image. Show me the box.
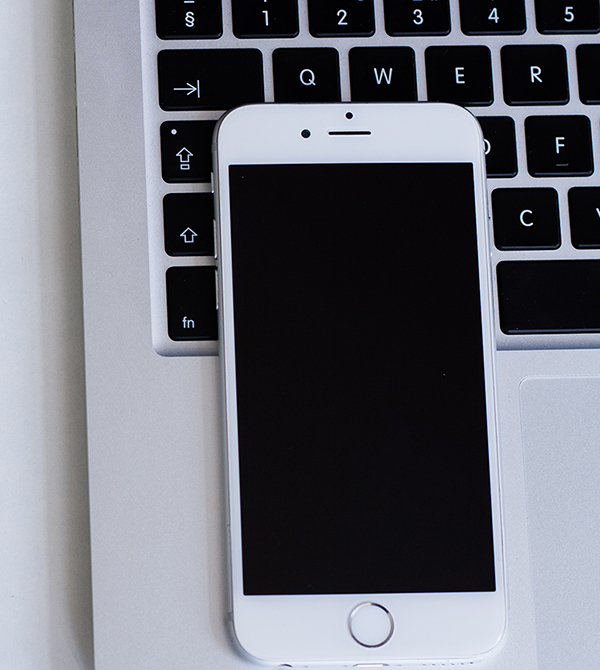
[349,602,394,648]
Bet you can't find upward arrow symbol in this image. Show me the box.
[176,147,193,160]
[180,227,198,243]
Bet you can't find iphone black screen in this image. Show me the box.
[228,163,495,596]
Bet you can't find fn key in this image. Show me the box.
[166,266,218,340]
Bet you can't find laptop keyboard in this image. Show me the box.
[140,0,600,355]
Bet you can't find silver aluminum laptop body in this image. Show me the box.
[72,0,600,668]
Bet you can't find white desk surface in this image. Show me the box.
[0,0,93,667]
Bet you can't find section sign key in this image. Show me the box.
[158,49,265,110]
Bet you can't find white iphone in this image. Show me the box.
[213,103,505,666]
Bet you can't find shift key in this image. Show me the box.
[158,49,264,110]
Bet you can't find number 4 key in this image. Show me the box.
[459,0,526,35]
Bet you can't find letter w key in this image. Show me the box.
[349,47,417,101]
[374,68,393,86]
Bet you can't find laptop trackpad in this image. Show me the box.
[520,377,600,669]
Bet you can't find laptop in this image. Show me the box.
[71,0,600,668]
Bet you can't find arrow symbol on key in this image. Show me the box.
[180,227,198,243]
[173,80,200,97]
[176,147,193,160]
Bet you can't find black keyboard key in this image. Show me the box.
[308,0,375,37]
[158,49,264,111]
[577,44,600,103]
[459,0,526,35]
[349,47,417,102]
[497,260,600,334]
[534,0,600,34]
[164,193,215,257]
[525,115,593,177]
[383,0,451,36]
[160,121,216,183]
[477,116,518,178]
[155,0,222,39]
[166,266,218,341]
[425,46,493,106]
[273,48,341,102]
[232,0,299,38]
[492,188,560,250]
[501,45,569,106]
[569,187,600,248]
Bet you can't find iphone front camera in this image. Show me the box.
[301,129,311,138]
[346,112,353,119]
